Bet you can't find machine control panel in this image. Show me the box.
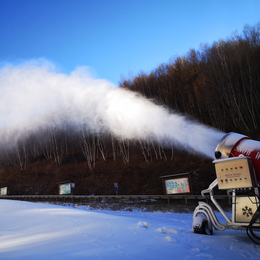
[213,157,257,189]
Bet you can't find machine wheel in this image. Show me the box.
[193,214,213,235]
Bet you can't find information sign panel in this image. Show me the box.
[0,187,7,196]
[165,177,190,194]
[59,183,71,195]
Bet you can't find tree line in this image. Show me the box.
[0,125,171,172]
[119,24,260,136]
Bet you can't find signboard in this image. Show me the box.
[1,187,7,196]
[165,177,190,194]
[59,183,71,195]
[114,183,119,195]
[114,183,118,191]
[160,173,193,195]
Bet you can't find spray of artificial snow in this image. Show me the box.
[0,60,224,158]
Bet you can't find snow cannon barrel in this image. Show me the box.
[214,132,260,183]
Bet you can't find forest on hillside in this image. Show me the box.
[0,23,260,174]
[120,24,260,136]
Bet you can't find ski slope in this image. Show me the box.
[0,200,259,259]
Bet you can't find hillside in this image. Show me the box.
[0,148,215,196]
[1,24,260,197]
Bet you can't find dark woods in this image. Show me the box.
[0,127,169,172]
[120,24,260,136]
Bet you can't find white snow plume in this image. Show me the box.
[0,60,224,158]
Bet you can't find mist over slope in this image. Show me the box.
[0,60,224,159]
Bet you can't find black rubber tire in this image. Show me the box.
[193,218,213,235]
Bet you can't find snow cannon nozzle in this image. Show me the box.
[214,151,222,159]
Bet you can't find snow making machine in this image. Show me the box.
[193,132,260,244]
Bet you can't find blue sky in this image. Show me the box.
[0,0,260,86]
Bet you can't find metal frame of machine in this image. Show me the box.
[193,132,260,244]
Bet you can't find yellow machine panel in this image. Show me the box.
[214,157,257,189]
[235,196,259,223]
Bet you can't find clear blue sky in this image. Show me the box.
[0,0,259,85]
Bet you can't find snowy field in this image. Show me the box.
[0,200,260,259]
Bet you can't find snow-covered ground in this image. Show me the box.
[0,200,260,259]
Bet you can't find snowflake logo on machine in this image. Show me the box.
[242,206,253,217]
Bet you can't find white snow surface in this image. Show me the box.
[0,200,260,259]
